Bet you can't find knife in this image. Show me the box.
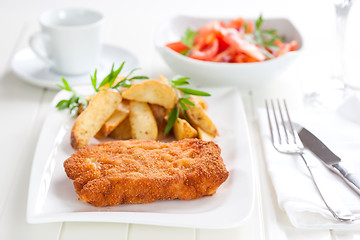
[293,123,360,195]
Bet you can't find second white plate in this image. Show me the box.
[27,86,255,229]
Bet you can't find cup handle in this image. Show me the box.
[29,32,53,66]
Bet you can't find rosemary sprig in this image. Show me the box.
[164,76,210,135]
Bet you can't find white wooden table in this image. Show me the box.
[1,0,360,239]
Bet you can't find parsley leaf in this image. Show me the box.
[181,28,198,48]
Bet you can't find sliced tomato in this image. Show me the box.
[288,40,298,51]
[233,52,247,63]
[227,18,245,30]
[224,31,266,62]
[189,38,219,61]
[212,48,236,62]
[245,20,253,33]
[273,39,298,57]
[217,34,230,53]
[274,43,290,57]
[166,41,189,54]
[195,21,221,45]
[274,40,285,48]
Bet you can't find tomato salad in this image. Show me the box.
[166,15,298,63]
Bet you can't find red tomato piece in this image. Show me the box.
[212,48,237,62]
[245,20,253,33]
[189,38,219,61]
[227,18,245,31]
[274,42,290,57]
[166,41,189,54]
[288,40,298,51]
[224,31,266,62]
[194,21,222,45]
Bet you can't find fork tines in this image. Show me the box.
[265,99,298,147]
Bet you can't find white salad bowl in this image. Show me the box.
[154,15,303,88]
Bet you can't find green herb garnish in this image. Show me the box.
[56,78,87,115]
[164,76,210,135]
[91,62,149,91]
[181,28,198,48]
[56,62,149,114]
[253,14,284,58]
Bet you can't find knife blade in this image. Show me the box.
[293,123,360,195]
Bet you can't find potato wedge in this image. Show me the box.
[129,100,158,140]
[158,74,168,84]
[173,118,198,140]
[149,104,168,140]
[95,101,130,139]
[191,95,208,110]
[185,96,219,136]
[197,127,215,141]
[108,116,132,140]
[71,90,122,149]
[122,79,177,109]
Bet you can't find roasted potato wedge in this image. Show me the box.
[129,100,158,140]
[71,90,122,149]
[95,101,130,139]
[191,95,208,110]
[108,116,132,140]
[197,127,215,141]
[158,74,168,84]
[185,96,219,136]
[173,118,198,140]
[149,104,168,140]
[122,79,177,109]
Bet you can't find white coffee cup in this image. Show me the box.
[29,8,103,76]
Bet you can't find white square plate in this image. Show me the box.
[27,86,254,229]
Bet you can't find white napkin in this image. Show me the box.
[258,108,360,229]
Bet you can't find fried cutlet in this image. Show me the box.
[63,138,229,207]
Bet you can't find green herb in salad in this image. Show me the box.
[181,28,198,49]
[252,14,284,58]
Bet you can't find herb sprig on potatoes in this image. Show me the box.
[56,62,217,148]
[165,76,210,135]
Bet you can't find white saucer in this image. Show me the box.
[11,44,139,90]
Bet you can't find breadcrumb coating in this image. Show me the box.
[64,138,229,207]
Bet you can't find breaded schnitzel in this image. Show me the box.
[64,138,229,207]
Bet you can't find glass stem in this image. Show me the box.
[332,0,352,87]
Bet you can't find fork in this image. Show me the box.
[265,99,355,222]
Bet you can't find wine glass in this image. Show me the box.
[306,0,354,108]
